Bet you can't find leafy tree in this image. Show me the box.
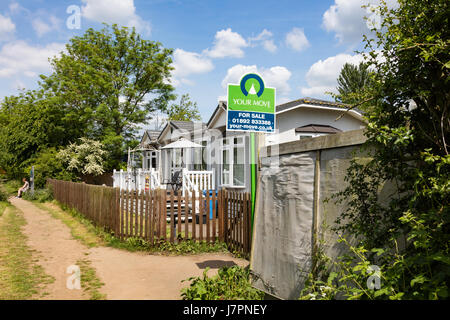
[40,24,176,170]
[303,0,449,300]
[23,148,76,189]
[334,62,376,111]
[0,90,83,178]
[167,94,202,121]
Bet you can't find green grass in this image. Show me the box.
[0,204,54,299]
[76,258,106,300]
[0,202,7,217]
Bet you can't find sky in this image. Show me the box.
[0,0,391,123]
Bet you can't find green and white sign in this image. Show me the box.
[227,73,276,133]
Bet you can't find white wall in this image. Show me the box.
[266,106,365,146]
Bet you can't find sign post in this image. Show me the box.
[30,166,34,195]
[226,73,276,233]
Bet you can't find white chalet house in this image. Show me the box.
[114,97,366,194]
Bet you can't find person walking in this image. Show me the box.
[17,177,29,198]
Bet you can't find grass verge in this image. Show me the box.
[0,203,54,299]
[76,258,107,300]
[42,200,231,255]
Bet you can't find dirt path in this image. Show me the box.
[10,197,88,300]
[9,197,248,300]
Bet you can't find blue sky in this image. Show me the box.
[0,0,389,123]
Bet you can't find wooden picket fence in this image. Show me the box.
[47,179,252,256]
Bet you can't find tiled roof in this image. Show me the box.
[146,130,161,140]
[295,124,342,134]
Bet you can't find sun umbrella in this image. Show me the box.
[160,138,204,149]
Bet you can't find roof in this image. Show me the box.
[277,97,363,114]
[145,130,161,141]
[295,124,342,134]
[157,120,207,141]
[207,98,363,128]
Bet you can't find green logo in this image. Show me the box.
[227,73,275,113]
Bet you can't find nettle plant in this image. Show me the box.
[301,0,449,300]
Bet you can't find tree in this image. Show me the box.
[334,62,376,111]
[40,24,176,170]
[58,138,107,176]
[166,94,202,121]
[302,0,449,300]
[0,89,83,179]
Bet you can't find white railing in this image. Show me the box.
[182,169,215,197]
[113,168,161,191]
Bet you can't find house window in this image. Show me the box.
[194,140,208,171]
[146,151,157,169]
[222,136,245,187]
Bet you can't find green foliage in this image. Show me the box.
[167,94,202,121]
[332,62,377,112]
[303,0,449,300]
[154,239,228,255]
[0,24,175,176]
[40,24,175,169]
[23,148,76,189]
[58,138,107,176]
[0,188,8,202]
[0,90,82,179]
[22,188,54,203]
[181,266,264,300]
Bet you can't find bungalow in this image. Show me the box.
[115,97,366,194]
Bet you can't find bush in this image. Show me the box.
[3,180,21,195]
[181,266,264,300]
[23,148,76,189]
[0,188,8,202]
[22,188,54,203]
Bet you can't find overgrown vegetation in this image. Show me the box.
[22,187,54,203]
[76,258,107,300]
[181,266,264,300]
[302,0,449,300]
[0,205,54,299]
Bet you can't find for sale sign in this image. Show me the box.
[227,73,276,133]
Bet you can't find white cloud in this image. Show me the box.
[300,53,366,97]
[81,0,150,34]
[323,0,398,45]
[0,14,15,41]
[0,41,65,78]
[32,15,61,37]
[285,27,310,52]
[222,64,292,97]
[204,28,248,58]
[171,49,214,86]
[249,29,277,53]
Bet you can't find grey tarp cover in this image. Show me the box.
[251,146,360,299]
[251,152,316,300]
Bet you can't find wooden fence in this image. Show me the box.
[47,179,252,256]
